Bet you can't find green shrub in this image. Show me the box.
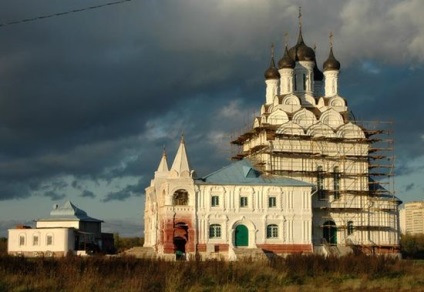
[0,238,7,255]
[401,233,424,259]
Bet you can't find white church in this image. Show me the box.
[143,15,401,260]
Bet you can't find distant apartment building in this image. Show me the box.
[400,201,424,235]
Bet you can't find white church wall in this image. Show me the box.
[8,228,75,257]
[196,184,313,250]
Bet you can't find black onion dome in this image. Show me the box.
[278,46,295,69]
[288,30,315,62]
[264,57,280,80]
[323,47,340,71]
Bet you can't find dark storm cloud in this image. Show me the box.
[0,0,423,204]
[342,64,424,159]
[0,181,31,200]
[405,183,415,192]
[80,190,96,199]
[43,190,66,201]
[102,178,145,202]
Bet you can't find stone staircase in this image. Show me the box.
[232,248,268,261]
[337,245,353,256]
[322,244,353,257]
[121,246,156,258]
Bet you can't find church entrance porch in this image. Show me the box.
[235,225,248,247]
[174,237,186,260]
[174,222,188,260]
[323,220,337,245]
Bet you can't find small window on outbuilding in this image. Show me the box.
[46,235,53,246]
[19,235,25,246]
[33,235,39,246]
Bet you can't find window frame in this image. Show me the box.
[347,221,354,235]
[211,195,219,207]
[173,189,189,206]
[19,235,25,246]
[240,196,248,208]
[268,196,277,208]
[333,166,341,200]
[46,234,53,246]
[33,235,39,246]
[209,224,222,239]
[317,166,325,200]
[266,224,279,239]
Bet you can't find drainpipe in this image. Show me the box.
[310,188,318,253]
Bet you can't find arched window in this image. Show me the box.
[209,224,221,238]
[266,224,278,238]
[323,220,337,244]
[173,189,188,205]
[333,166,341,200]
[347,221,354,235]
[19,234,26,246]
[46,234,54,246]
[33,233,39,246]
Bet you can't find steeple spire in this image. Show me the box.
[298,6,302,30]
[297,6,304,44]
[154,147,169,178]
[323,32,340,72]
[268,42,277,69]
[288,7,314,62]
[156,147,169,173]
[264,43,280,80]
[170,135,191,177]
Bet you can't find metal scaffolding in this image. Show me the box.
[230,117,400,252]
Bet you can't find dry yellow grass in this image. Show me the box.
[0,254,423,291]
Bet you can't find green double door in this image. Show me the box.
[235,225,248,247]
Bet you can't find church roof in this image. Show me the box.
[264,44,280,80]
[37,200,103,222]
[197,159,313,187]
[278,45,295,69]
[170,136,191,176]
[156,150,169,174]
[323,47,340,71]
[369,178,402,204]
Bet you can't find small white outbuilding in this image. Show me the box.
[8,201,112,257]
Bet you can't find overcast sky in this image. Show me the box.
[0,0,423,237]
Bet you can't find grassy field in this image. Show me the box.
[0,254,423,291]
